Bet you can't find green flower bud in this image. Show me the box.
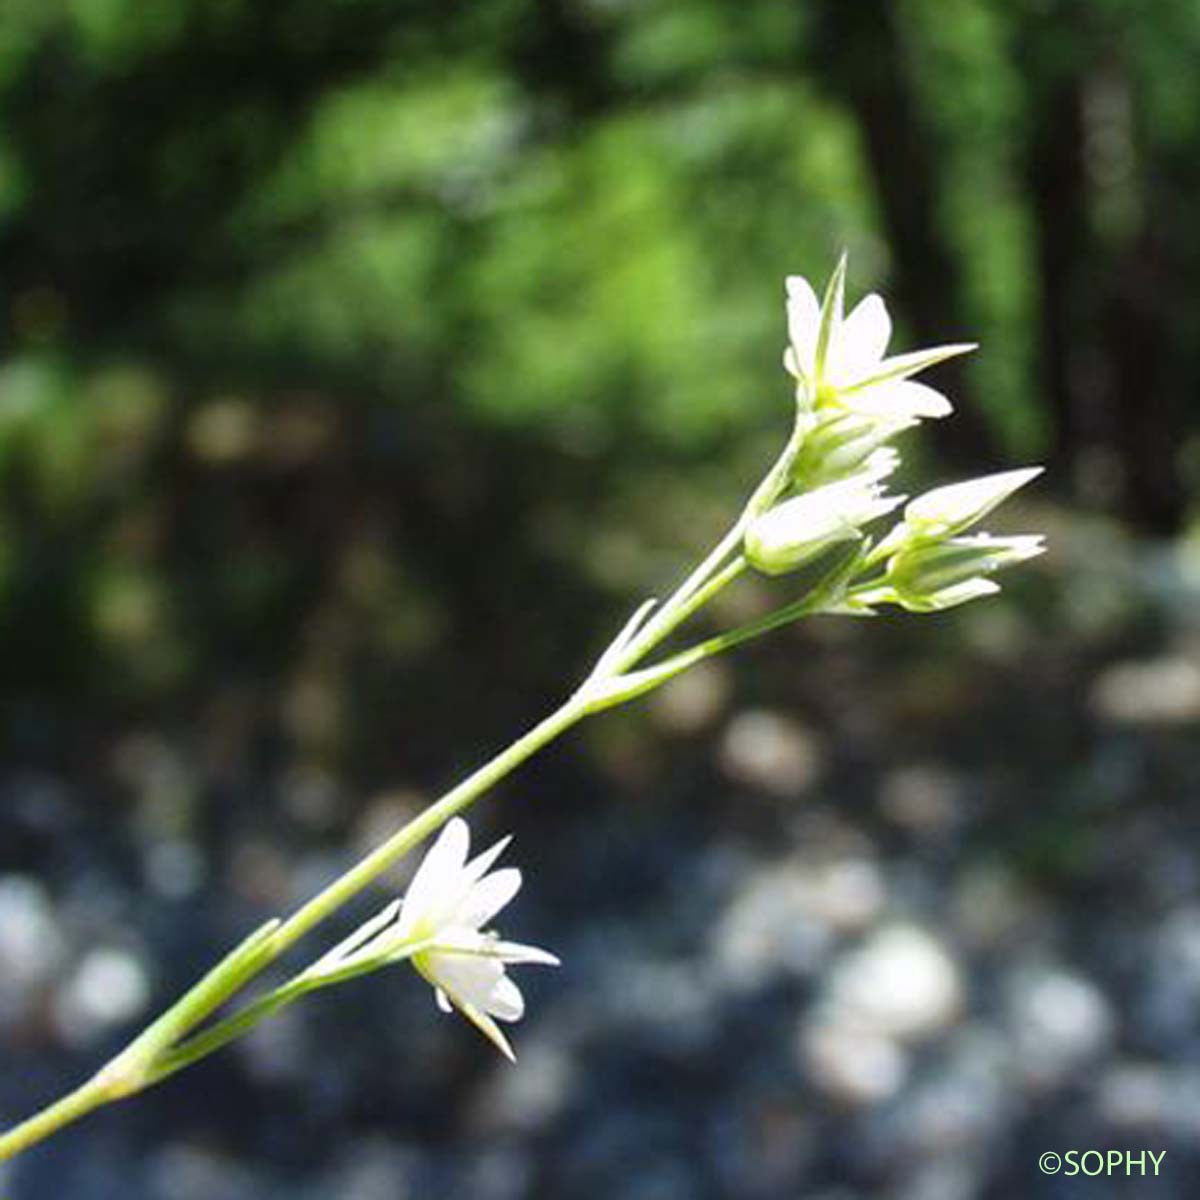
[903,467,1042,541]
[886,533,1045,611]
[745,463,904,577]
[795,412,914,487]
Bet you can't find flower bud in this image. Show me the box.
[903,467,1042,541]
[886,533,1044,611]
[746,463,904,576]
[795,412,915,487]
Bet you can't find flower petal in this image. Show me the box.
[461,1005,515,1061]
[396,817,471,937]
[830,293,891,385]
[486,975,525,1022]
[786,275,820,380]
[911,578,1002,611]
[844,378,953,421]
[424,951,517,1060]
[464,835,512,885]
[843,342,976,394]
[492,939,562,967]
[424,948,505,1013]
[459,867,522,929]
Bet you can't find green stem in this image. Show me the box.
[2,406,827,1166]
[610,519,746,672]
[0,1078,115,1162]
[151,939,441,1083]
[608,429,799,675]
[0,919,280,1161]
[0,485,759,1159]
[652,592,822,678]
[267,697,591,954]
[148,978,311,1084]
[0,698,593,1162]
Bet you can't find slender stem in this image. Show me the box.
[0,1079,115,1162]
[611,518,746,671]
[267,696,591,954]
[151,939,437,1084]
[149,979,311,1083]
[618,555,747,669]
[0,447,775,1160]
[653,592,821,678]
[0,700,592,1161]
[609,429,798,674]
[0,919,281,1161]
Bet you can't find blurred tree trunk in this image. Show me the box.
[1104,223,1183,533]
[805,0,996,469]
[507,0,615,120]
[1028,78,1090,475]
[1020,9,1185,535]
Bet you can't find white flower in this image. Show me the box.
[399,818,558,1060]
[745,451,904,576]
[783,267,974,421]
[902,467,1043,542]
[322,817,558,1061]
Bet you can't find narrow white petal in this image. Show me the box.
[436,987,453,1013]
[427,957,517,1060]
[486,975,525,1023]
[860,447,901,482]
[924,578,1002,610]
[846,378,953,420]
[786,276,820,379]
[492,939,562,967]
[844,342,977,393]
[830,293,891,385]
[863,493,907,525]
[395,817,471,937]
[459,868,522,929]
[891,380,952,418]
[464,835,512,885]
[425,949,505,1013]
[462,1006,516,1061]
[429,926,489,954]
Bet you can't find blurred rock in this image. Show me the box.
[1090,654,1200,725]
[719,710,823,798]
[951,865,1045,951]
[312,1138,419,1200]
[53,945,151,1047]
[712,864,834,987]
[0,876,65,1001]
[468,1037,575,1135]
[800,1018,908,1105]
[878,765,965,837]
[146,1145,260,1200]
[1096,1062,1171,1130]
[1006,965,1113,1086]
[650,661,730,735]
[823,926,963,1040]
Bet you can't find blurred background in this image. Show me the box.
[2,1,1200,1196]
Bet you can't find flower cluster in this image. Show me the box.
[310,261,1044,1064]
[744,258,1043,609]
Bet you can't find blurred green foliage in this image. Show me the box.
[1,0,1199,741]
